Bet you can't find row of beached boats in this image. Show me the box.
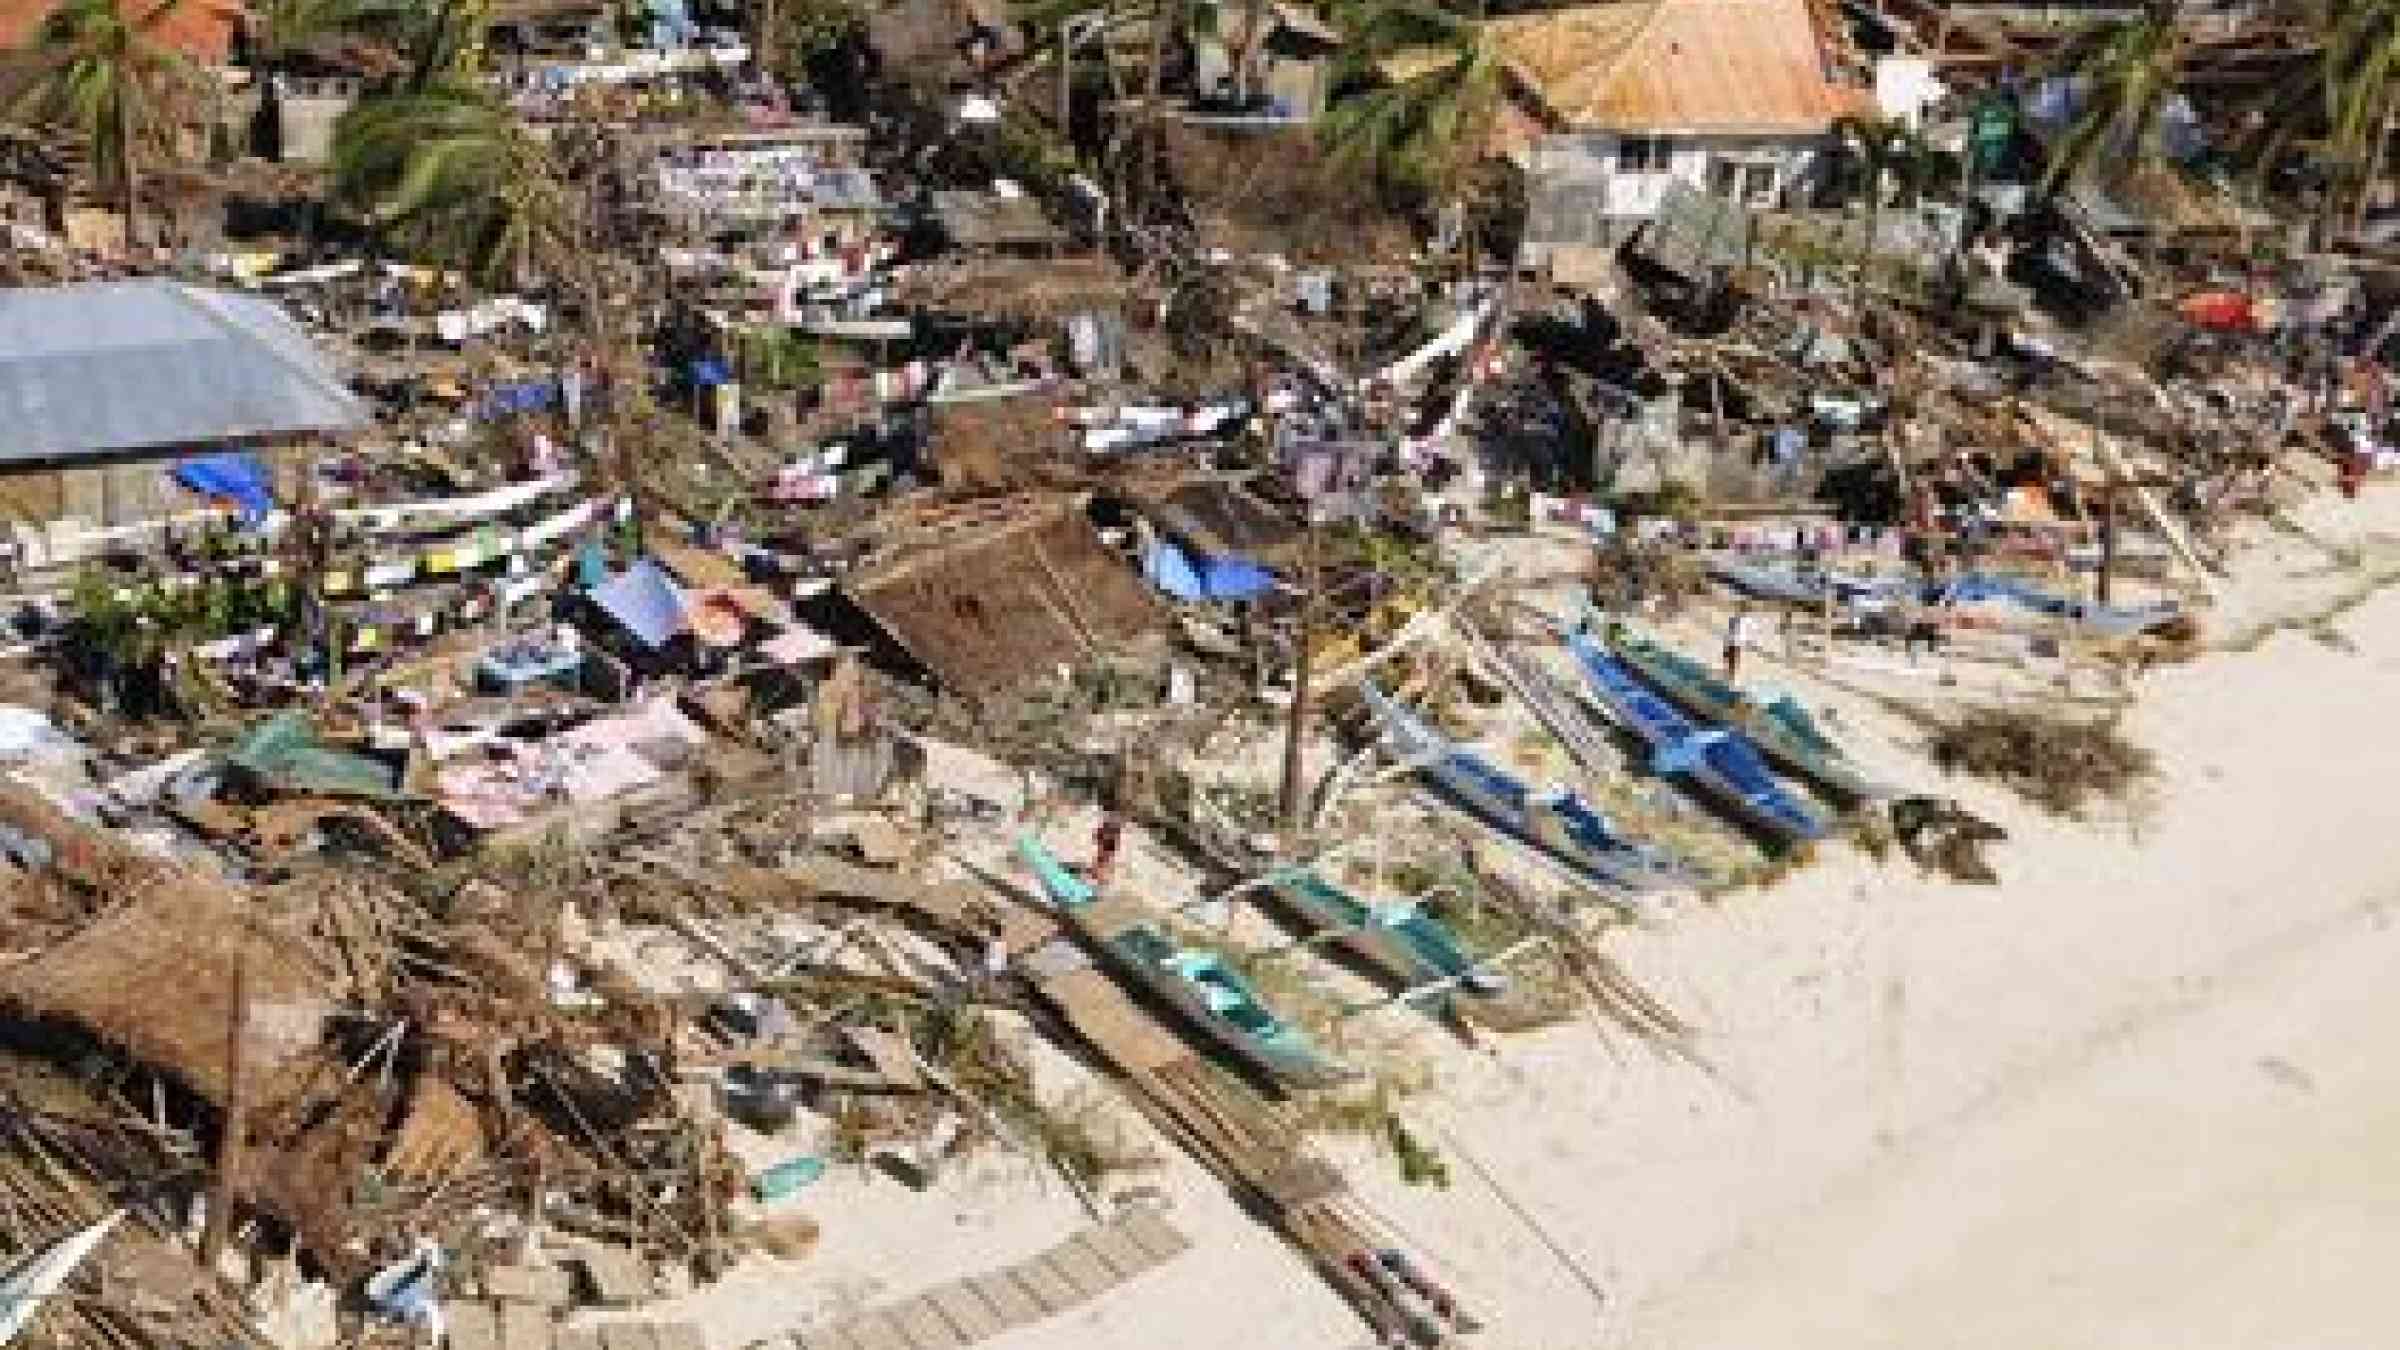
[1709,561,2185,638]
[1006,619,1887,1093]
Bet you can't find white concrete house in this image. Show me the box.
[1498,0,1874,261]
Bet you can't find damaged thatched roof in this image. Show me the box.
[0,793,335,1108]
[844,493,1162,701]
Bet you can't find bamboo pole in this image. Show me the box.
[199,946,248,1272]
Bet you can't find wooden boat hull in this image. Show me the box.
[1265,870,1556,1031]
[1565,633,1827,843]
[1605,629,1886,802]
[1361,684,1694,892]
[1015,835,1355,1088]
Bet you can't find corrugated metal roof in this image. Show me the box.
[0,279,366,464]
[1488,0,1864,134]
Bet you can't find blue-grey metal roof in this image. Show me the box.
[0,279,366,465]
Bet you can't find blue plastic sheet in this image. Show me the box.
[173,452,275,524]
[691,357,732,388]
[1143,540,1275,602]
[588,558,688,649]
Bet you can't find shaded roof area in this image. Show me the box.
[0,0,241,60]
[1126,474,1302,564]
[0,279,366,463]
[844,493,1161,701]
[1481,0,1866,134]
[930,190,1066,249]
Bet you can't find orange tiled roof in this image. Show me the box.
[0,0,242,63]
[1488,0,1860,135]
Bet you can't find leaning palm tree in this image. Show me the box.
[1,0,209,248]
[1321,0,1504,200]
[2037,0,2189,197]
[331,81,583,287]
[2262,0,2400,234]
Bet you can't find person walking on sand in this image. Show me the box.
[1724,605,1750,682]
[1091,810,1124,887]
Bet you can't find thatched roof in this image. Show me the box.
[844,493,1161,701]
[0,794,335,1109]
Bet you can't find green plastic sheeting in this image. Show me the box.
[226,711,401,799]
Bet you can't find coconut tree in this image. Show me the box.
[0,0,210,249]
[2275,0,2400,233]
[1320,0,1506,211]
[2036,0,2189,197]
[331,81,583,286]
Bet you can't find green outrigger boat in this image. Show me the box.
[1602,625,1889,803]
[1015,834,1356,1089]
[1256,868,1556,1031]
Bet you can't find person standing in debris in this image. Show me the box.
[1724,605,1750,682]
[1092,810,1125,887]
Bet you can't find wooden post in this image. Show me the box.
[1280,511,1317,837]
[2097,473,2117,606]
[201,945,250,1271]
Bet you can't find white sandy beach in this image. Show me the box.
[639,489,2400,1350]
[961,491,2400,1350]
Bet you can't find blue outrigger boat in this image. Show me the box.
[1597,621,1888,803]
[1360,683,1695,893]
[1565,630,1828,844]
[1015,834,1356,1088]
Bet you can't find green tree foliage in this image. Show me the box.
[0,0,208,241]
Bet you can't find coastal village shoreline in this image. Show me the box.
[4,0,2400,1348]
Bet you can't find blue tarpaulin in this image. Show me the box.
[588,558,689,649]
[1144,539,1276,603]
[173,452,275,524]
[691,357,732,388]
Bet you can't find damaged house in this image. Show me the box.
[838,493,1161,703]
[1509,0,1872,264]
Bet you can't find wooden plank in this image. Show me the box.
[449,1302,502,1350]
[1041,1240,1117,1301]
[922,1282,1003,1342]
[964,1272,1042,1330]
[1075,1223,1156,1279]
[884,1299,964,1350]
[1113,1208,1192,1263]
[497,1301,553,1350]
[837,1315,911,1350]
[1007,1258,1083,1315]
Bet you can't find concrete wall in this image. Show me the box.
[276,79,361,164]
[1524,131,1827,242]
